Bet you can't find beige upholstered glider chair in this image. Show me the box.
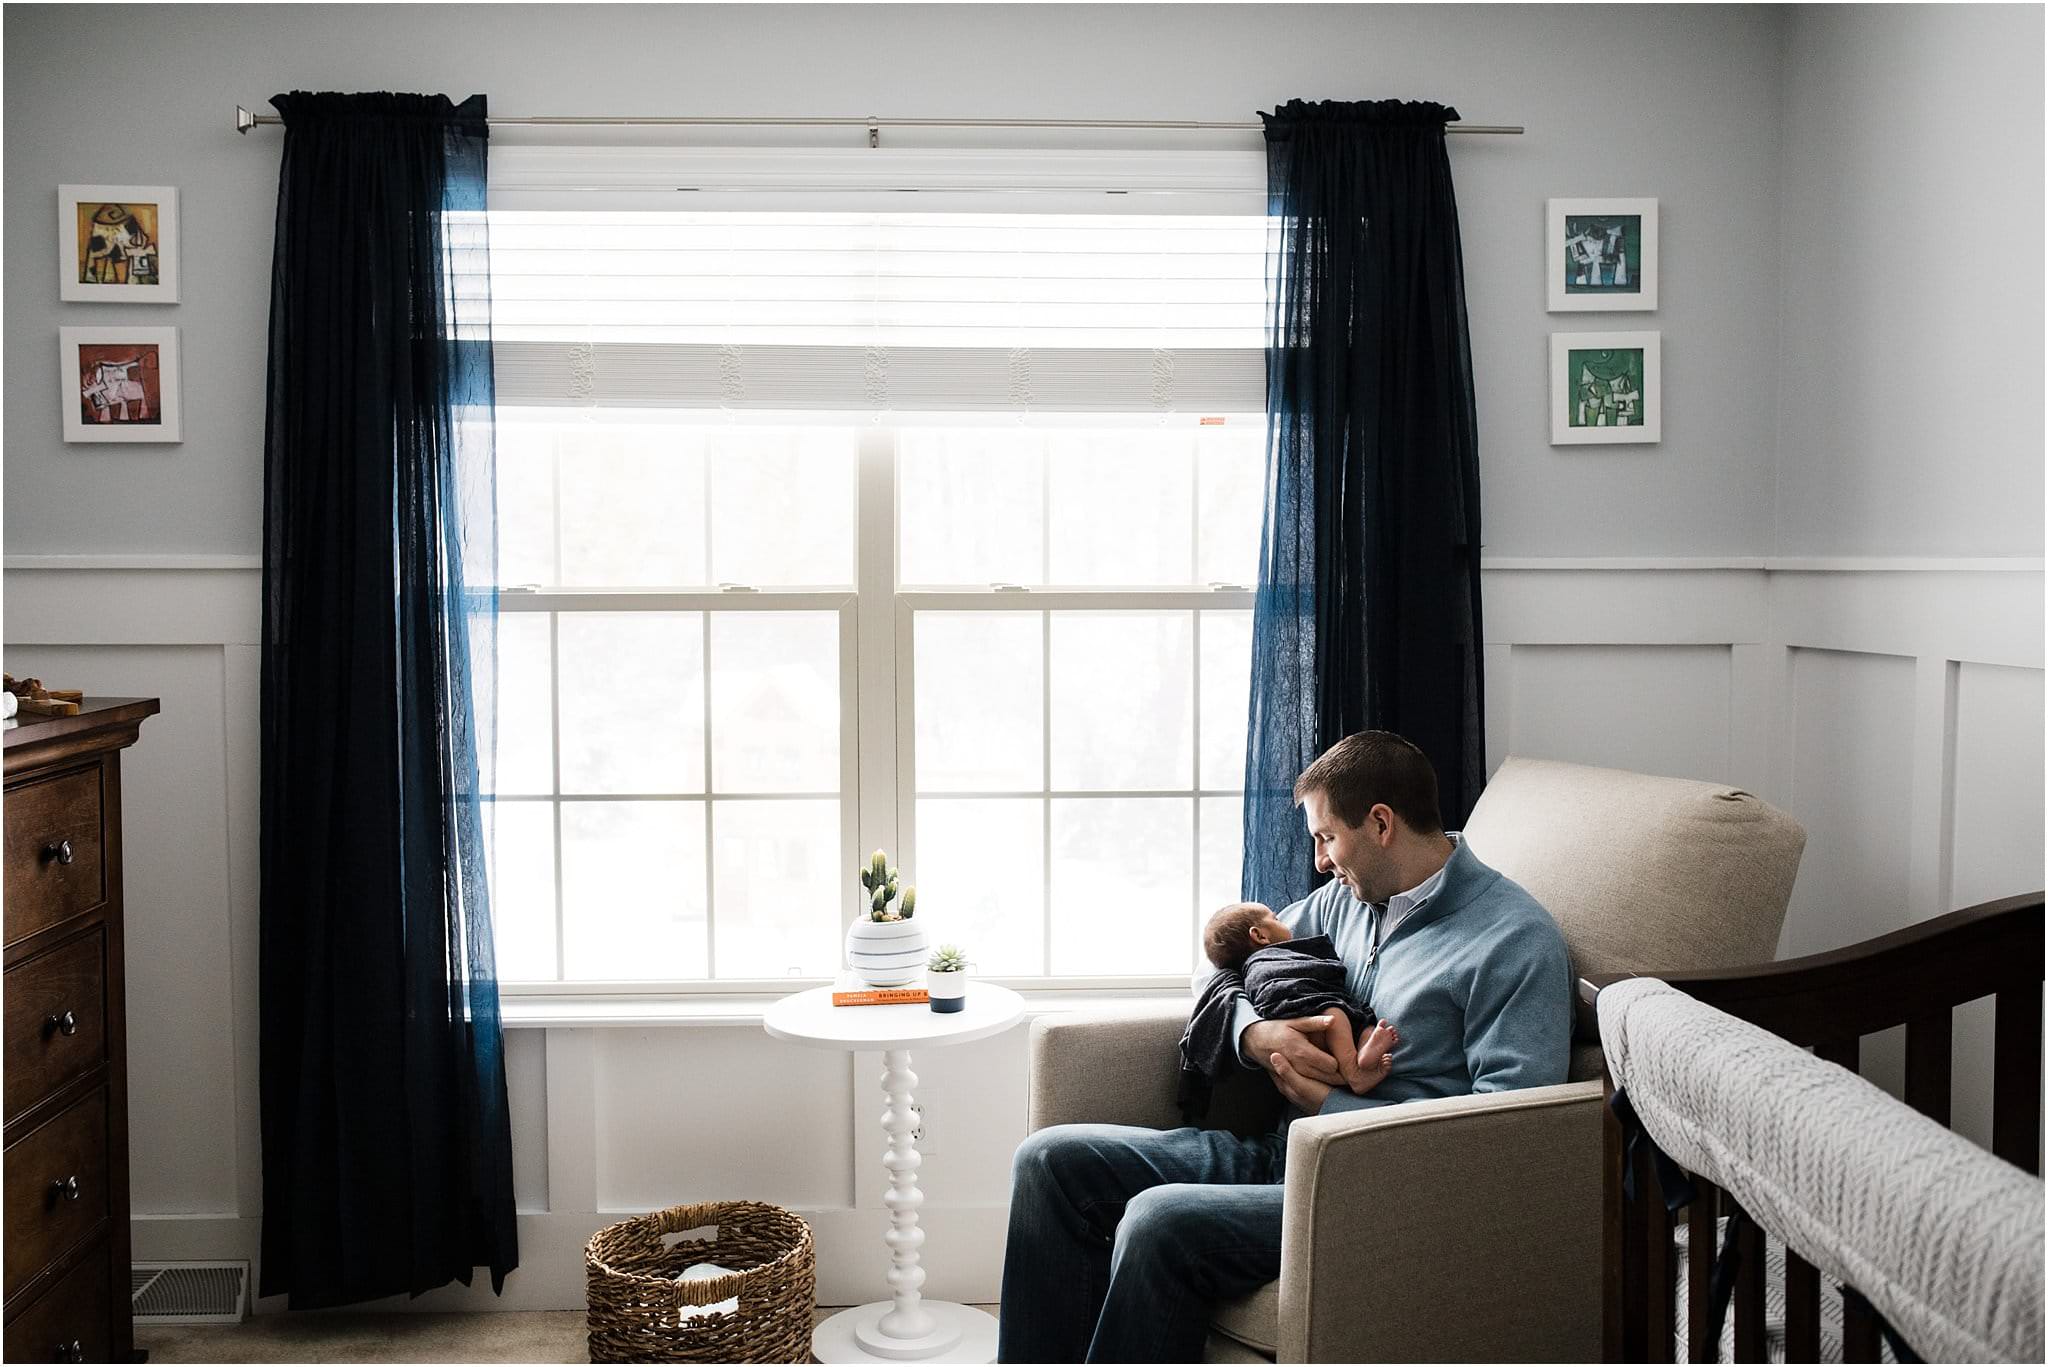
[1024,756,1806,1362]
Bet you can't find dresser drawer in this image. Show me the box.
[2,1244,110,1364]
[3,1090,109,1293]
[3,931,108,1123]
[4,767,108,946]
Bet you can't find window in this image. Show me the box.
[485,159,1267,990]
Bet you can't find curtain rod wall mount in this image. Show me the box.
[233,105,1522,139]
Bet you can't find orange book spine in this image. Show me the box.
[830,987,930,1006]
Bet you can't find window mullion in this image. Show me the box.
[857,424,901,934]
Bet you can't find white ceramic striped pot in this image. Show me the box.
[844,916,929,987]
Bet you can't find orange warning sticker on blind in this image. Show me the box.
[1199,417,1227,426]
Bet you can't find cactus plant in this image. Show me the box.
[927,944,966,973]
[857,849,914,921]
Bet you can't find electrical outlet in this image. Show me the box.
[910,1102,937,1154]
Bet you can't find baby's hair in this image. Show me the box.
[1204,902,1268,972]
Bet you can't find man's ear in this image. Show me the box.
[1369,803,1399,847]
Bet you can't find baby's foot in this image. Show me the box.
[1351,1020,1400,1093]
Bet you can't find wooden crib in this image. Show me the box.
[1582,892,2044,1363]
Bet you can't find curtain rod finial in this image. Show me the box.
[236,105,256,135]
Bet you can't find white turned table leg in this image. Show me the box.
[850,1048,963,1359]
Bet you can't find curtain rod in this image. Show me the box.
[233,105,1522,142]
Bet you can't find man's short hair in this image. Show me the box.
[1292,730,1444,834]
[1203,902,1265,972]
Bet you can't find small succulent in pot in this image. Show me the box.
[858,849,914,921]
[927,943,969,1012]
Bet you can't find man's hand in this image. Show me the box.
[1242,1014,1344,1095]
[1267,1051,1334,1111]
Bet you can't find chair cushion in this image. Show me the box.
[1209,1281,1279,1357]
[1462,756,1805,982]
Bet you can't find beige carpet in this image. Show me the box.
[138,1306,1002,1363]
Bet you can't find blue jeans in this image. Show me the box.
[996,1124,1288,1363]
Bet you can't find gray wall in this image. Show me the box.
[3,2,1790,558]
[1776,3,2045,555]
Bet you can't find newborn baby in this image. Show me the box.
[1202,901,1400,1104]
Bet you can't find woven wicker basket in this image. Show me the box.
[585,1201,815,1364]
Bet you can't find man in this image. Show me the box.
[997,731,1571,1363]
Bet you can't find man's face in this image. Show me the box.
[1302,789,1388,902]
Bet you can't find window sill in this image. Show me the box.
[500,987,1192,1029]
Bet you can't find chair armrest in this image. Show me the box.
[1277,1081,1605,1363]
[1028,1005,1189,1132]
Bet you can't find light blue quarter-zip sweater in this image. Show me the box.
[1226,838,1572,1117]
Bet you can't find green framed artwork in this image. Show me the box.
[1547,198,1656,312]
[1550,331,1659,444]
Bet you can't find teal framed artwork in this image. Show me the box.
[1547,198,1656,312]
[1550,331,1659,444]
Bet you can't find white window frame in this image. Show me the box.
[488,147,1267,999]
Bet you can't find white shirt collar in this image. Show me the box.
[1382,832,1458,928]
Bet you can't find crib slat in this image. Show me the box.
[1783,1248,1821,1364]
[1731,1211,1766,1363]
[1993,985,2043,1174]
[1646,1162,1677,1363]
[1620,1132,1652,1361]
[1903,1010,1953,1125]
[1842,1286,1882,1361]
[1686,1189,1716,1364]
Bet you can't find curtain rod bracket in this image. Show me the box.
[867,118,880,150]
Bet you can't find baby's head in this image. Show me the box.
[1203,901,1292,972]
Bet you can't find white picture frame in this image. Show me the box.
[58,184,179,303]
[1548,197,1656,312]
[1550,331,1660,445]
[61,327,182,443]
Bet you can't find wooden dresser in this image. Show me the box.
[4,698,157,1365]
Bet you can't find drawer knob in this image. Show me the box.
[50,1175,80,1203]
[44,1010,79,1038]
[57,1341,83,1363]
[42,839,74,866]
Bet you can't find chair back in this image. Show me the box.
[1462,756,1805,1010]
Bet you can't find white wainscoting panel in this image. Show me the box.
[5,643,243,1216]
[507,1028,551,1213]
[591,1029,857,1211]
[1506,644,1734,783]
[1783,648,1919,958]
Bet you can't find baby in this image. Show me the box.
[1203,901,1400,1105]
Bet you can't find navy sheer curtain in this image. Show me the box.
[1242,99,1487,909]
[258,91,516,1308]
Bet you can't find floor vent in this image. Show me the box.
[131,1262,249,1324]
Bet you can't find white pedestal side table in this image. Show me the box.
[764,983,1026,1364]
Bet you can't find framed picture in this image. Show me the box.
[61,327,181,443]
[58,185,179,303]
[1550,331,1659,444]
[1548,197,1656,312]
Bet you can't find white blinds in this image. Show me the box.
[486,210,1266,411]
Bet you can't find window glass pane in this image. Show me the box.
[914,798,1045,975]
[898,429,1045,587]
[915,612,1043,792]
[560,800,707,979]
[496,612,554,796]
[1047,430,1194,586]
[1198,794,1246,923]
[709,613,839,793]
[709,428,856,587]
[1049,798,1192,975]
[1050,611,1193,791]
[496,420,558,588]
[1199,610,1253,792]
[488,800,558,981]
[558,613,704,793]
[712,800,841,977]
[557,422,709,588]
[1196,422,1264,587]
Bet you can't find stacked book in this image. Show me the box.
[831,972,927,1007]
